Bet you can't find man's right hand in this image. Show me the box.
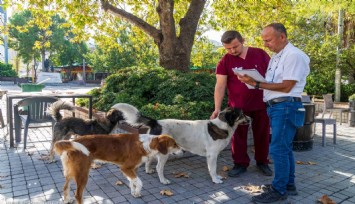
[210,110,219,119]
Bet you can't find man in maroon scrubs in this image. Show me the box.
[210,30,272,177]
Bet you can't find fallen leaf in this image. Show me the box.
[222,166,230,171]
[160,189,173,196]
[317,194,336,204]
[296,161,306,165]
[38,155,50,161]
[115,180,123,185]
[242,184,262,193]
[174,172,189,178]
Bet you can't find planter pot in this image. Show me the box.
[21,83,45,92]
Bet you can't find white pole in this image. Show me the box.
[83,59,86,85]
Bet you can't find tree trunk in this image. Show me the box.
[101,0,206,72]
[41,49,46,72]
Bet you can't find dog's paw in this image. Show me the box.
[63,198,74,204]
[212,177,223,184]
[160,179,171,185]
[145,168,155,174]
[131,192,142,198]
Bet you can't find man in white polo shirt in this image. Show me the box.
[237,23,310,203]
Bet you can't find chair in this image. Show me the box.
[322,94,349,125]
[0,90,7,129]
[14,96,59,149]
[314,118,336,147]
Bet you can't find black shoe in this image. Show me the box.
[257,164,273,176]
[228,165,247,177]
[261,184,298,196]
[252,186,287,203]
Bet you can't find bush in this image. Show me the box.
[89,66,219,120]
[305,70,354,101]
[0,62,17,77]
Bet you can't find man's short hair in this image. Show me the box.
[221,30,243,44]
[265,23,287,37]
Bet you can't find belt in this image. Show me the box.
[266,97,302,107]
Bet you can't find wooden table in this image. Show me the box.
[6,92,93,148]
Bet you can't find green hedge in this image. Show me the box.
[78,66,220,120]
[0,62,17,77]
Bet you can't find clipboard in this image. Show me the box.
[232,68,266,89]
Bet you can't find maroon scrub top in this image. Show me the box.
[216,47,270,111]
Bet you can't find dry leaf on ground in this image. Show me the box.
[317,194,336,204]
[222,166,230,171]
[296,161,317,165]
[174,172,189,178]
[241,184,262,193]
[115,180,123,185]
[38,155,50,161]
[160,189,174,196]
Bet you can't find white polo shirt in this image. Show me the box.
[264,43,310,102]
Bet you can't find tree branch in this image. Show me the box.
[100,0,162,44]
[179,0,206,46]
[157,0,176,42]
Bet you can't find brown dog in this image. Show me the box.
[54,134,182,204]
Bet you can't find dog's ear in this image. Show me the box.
[219,107,243,127]
[106,109,124,122]
[150,136,168,155]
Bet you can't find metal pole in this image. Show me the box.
[83,59,86,85]
[0,0,8,64]
[4,6,8,64]
[335,8,344,102]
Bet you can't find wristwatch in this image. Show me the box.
[255,81,260,89]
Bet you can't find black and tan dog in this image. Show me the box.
[46,100,124,162]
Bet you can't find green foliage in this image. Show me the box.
[342,83,355,102]
[91,66,216,120]
[86,22,158,73]
[0,62,17,77]
[349,93,355,102]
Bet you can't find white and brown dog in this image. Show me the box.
[111,103,250,184]
[54,134,182,203]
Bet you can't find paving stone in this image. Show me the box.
[2,84,355,203]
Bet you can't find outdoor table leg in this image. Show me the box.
[89,96,92,119]
[72,98,76,118]
[7,97,14,148]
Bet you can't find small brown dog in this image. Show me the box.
[46,100,124,162]
[54,134,182,204]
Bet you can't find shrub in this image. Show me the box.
[0,62,17,77]
[88,66,220,120]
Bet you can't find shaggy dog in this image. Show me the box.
[46,100,124,162]
[111,103,250,183]
[54,134,182,203]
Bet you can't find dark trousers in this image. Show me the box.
[231,109,270,167]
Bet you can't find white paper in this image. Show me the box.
[232,68,266,89]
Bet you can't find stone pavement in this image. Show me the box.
[1,84,355,204]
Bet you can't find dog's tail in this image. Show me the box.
[47,100,75,121]
[54,140,90,156]
[111,103,160,134]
